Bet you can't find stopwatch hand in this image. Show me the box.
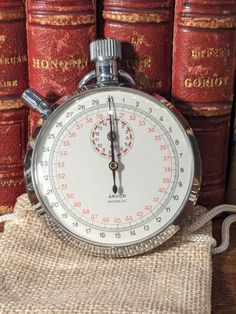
[108,96,118,194]
[112,170,118,194]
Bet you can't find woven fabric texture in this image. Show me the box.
[0,194,214,314]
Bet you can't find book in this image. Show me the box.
[172,0,236,208]
[0,1,28,226]
[96,0,104,37]
[26,0,96,132]
[226,115,236,204]
[103,0,174,98]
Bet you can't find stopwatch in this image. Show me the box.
[22,39,201,258]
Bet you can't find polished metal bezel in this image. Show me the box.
[24,86,201,258]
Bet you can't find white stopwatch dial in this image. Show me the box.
[25,86,201,257]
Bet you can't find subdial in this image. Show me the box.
[90,117,134,158]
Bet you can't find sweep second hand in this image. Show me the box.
[108,95,118,194]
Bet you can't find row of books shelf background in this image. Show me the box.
[0,0,235,231]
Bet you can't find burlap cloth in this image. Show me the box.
[0,194,214,313]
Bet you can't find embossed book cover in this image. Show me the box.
[103,0,174,98]
[227,116,236,204]
[0,0,28,225]
[172,0,236,207]
[26,0,96,132]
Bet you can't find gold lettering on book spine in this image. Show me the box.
[103,11,169,24]
[178,105,232,117]
[0,206,14,215]
[121,57,151,71]
[178,17,236,29]
[32,57,89,70]
[0,35,6,43]
[0,99,24,110]
[0,178,24,188]
[191,48,231,58]
[0,80,18,88]
[131,36,145,46]
[0,9,24,21]
[184,77,229,88]
[29,14,95,26]
[0,54,27,65]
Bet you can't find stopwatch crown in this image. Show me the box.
[90,39,122,62]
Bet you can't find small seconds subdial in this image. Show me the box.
[90,116,134,158]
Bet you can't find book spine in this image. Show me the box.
[226,115,236,204]
[103,0,174,98]
[97,0,104,37]
[0,108,28,213]
[26,0,96,132]
[172,0,236,208]
[0,1,28,225]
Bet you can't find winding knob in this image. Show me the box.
[90,39,122,62]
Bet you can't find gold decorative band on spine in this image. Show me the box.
[199,189,224,197]
[176,104,232,117]
[0,206,14,215]
[0,9,25,21]
[178,17,236,29]
[28,14,96,26]
[0,99,25,110]
[0,178,24,188]
[103,10,170,24]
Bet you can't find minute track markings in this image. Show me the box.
[50,166,162,232]
[50,147,177,230]
[27,79,198,255]
[45,93,180,233]
[51,110,177,180]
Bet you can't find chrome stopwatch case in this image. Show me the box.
[22,39,201,258]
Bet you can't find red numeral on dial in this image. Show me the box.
[82,209,90,215]
[114,217,121,224]
[144,205,152,211]
[58,173,65,179]
[59,151,68,157]
[137,211,144,218]
[160,144,167,150]
[69,132,76,138]
[162,178,170,184]
[154,135,161,141]
[102,217,110,223]
[66,193,74,199]
[86,117,93,123]
[73,202,81,208]
[125,216,133,222]
[63,141,70,146]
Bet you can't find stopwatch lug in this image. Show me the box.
[34,203,46,215]
[118,70,135,85]
[79,70,96,88]
[21,88,53,119]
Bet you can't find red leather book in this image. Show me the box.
[0,108,28,214]
[226,115,236,204]
[172,0,236,208]
[0,1,28,224]
[26,0,96,132]
[97,0,104,37]
[103,0,174,98]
